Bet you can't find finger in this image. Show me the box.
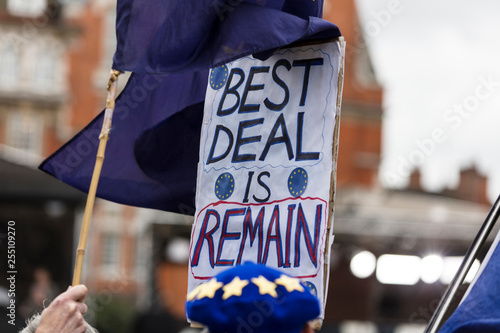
[66,284,88,302]
[76,321,88,333]
[69,311,86,332]
[77,302,88,314]
[68,302,77,313]
[78,314,87,329]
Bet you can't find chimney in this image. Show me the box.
[408,169,421,191]
[455,166,489,205]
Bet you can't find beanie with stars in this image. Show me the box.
[185,261,320,333]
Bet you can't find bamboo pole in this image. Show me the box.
[72,69,121,286]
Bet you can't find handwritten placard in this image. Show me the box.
[189,40,344,318]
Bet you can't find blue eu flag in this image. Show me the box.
[39,0,341,214]
[439,230,500,333]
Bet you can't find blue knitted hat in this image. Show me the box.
[185,262,320,333]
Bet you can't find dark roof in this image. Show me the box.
[0,158,86,203]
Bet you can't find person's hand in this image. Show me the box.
[35,284,89,333]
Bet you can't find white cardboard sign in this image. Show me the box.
[189,40,344,318]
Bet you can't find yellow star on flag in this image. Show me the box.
[196,278,223,299]
[222,277,249,300]
[251,275,278,297]
[275,275,304,292]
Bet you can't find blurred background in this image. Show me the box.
[0,0,499,332]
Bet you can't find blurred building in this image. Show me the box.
[321,0,492,332]
[0,1,494,333]
[0,0,87,319]
[0,1,143,330]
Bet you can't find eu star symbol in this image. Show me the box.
[215,172,235,200]
[196,278,223,299]
[275,275,304,292]
[210,64,228,90]
[251,275,278,297]
[222,277,249,300]
[288,167,308,197]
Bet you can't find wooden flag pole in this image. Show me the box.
[424,194,500,333]
[72,69,121,286]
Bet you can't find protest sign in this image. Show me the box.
[188,39,345,319]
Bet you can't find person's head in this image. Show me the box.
[33,267,51,282]
[185,262,320,333]
[20,313,98,333]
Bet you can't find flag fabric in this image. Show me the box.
[439,229,500,333]
[112,0,337,73]
[39,0,341,214]
[40,71,208,214]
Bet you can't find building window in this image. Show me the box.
[0,43,19,87]
[7,0,46,16]
[6,112,43,155]
[34,50,56,87]
[101,233,121,273]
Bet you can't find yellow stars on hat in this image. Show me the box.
[195,278,223,300]
[222,276,249,300]
[187,274,306,301]
[251,275,278,297]
[187,283,203,301]
[275,274,304,292]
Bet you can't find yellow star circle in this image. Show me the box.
[196,278,223,299]
[222,277,249,300]
[251,275,278,297]
[275,275,304,292]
